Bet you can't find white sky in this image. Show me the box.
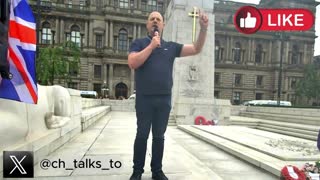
[226,0,320,56]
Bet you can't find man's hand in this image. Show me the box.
[179,9,208,57]
[150,31,161,49]
[199,11,209,30]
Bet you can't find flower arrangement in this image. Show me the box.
[301,161,320,180]
[280,165,306,180]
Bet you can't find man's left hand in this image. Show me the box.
[199,11,209,30]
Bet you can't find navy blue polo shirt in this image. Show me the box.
[129,36,183,95]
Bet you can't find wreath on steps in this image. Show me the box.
[280,165,306,180]
[281,161,320,180]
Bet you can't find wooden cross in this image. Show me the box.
[188,7,199,42]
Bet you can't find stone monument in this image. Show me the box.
[0,85,82,173]
[163,0,230,125]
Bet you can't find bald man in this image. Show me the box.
[128,11,208,180]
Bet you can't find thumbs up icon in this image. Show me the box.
[240,12,257,28]
[234,6,262,34]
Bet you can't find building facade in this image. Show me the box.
[30,0,317,104]
[30,0,169,99]
[214,0,317,105]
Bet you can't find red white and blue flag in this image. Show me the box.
[0,0,38,104]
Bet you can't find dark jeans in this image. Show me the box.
[133,94,172,173]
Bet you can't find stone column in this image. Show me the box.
[137,0,141,9]
[110,21,113,48]
[247,39,252,63]
[138,24,141,38]
[114,37,118,52]
[133,23,137,39]
[134,0,138,8]
[88,63,93,90]
[284,41,289,64]
[60,19,64,43]
[251,40,255,63]
[284,76,289,92]
[230,36,234,61]
[103,63,107,87]
[225,36,230,61]
[108,64,114,97]
[268,41,272,64]
[127,37,130,50]
[55,19,60,44]
[105,21,109,47]
[303,43,308,64]
[85,21,88,47]
[89,20,93,47]
[276,40,281,64]
[130,69,135,94]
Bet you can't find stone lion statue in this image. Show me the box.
[0,85,71,150]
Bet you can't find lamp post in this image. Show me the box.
[231,73,234,104]
[277,33,284,106]
[102,83,109,98]
[275,32,289,106]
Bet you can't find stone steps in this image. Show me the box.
[240,111,320,126]
[257,127,316,141]
[230,116,320,141]
[81,106,111,131]
[259,124,317,136]
[178,125,285,177]
[168,114,176,126]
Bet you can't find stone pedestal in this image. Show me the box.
[163,0,227,125]
[0,85,82,173]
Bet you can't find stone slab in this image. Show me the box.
[193,126,320,161]
[178,125,285,176]
[31,112,223,180]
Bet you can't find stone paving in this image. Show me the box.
[23,112,277,180]
[193,125,320,161]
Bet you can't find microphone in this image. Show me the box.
[152,25,160,48]
[153,26,159,36]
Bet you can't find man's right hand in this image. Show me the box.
[150,31,161,49]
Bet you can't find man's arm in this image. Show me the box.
[180,11,209,57]
[128,32,161,69]
[128,45,153,69]
[180,29,207,57]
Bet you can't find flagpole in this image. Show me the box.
[0,0,38,103]
[0,0,12,79]
[36,0,40,57]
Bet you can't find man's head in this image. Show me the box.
[146,11,165,36]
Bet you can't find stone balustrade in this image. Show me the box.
[82,98,103,109]
[102,99,135,112]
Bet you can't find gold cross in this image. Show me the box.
[188,7,199,42]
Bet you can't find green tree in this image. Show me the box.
[295,64,320,105]
[36,41,80,85]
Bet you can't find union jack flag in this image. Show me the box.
[0,0,37,104]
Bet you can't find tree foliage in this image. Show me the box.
[36,41,80,85]
[295,64,320,105]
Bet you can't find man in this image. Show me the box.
[128,10,208,180]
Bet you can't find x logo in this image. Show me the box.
[3,151,34,178]
[9,155,27,174]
